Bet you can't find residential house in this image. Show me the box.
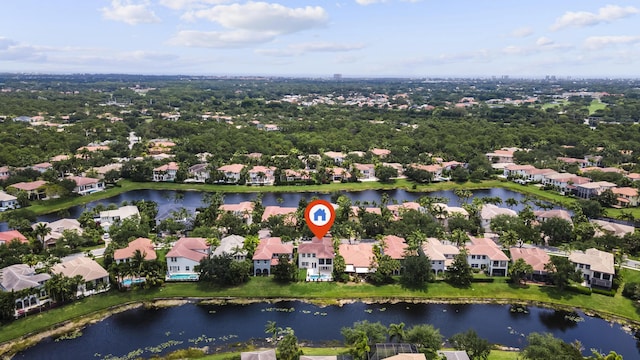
[485,147,520,164]
[298,237,335,280]
[32,162,53,173]
[241,349,276,360]
[480,204,517,232]
[324,151,346,165]
[261,206,297,225]
[557,157,588,168]
[466,237,509,276]
[0,191,18,211]
[582,166,624,175]
[387,202,421,221]
[371,148,391,158]
[612,187,639,207]
[33,218,83,247]
[212,234,247,261]
[590,219,635,238]
[422,238,459,275]
[0,230,28,245]
[542,173,591,194]
[338,243,375,274]
[569,248,615,289]
[219,201,255,225]
[409,164,443,179]
[9,180,48,200]
[51,257,109,296]
[382,162,404,176]
[626,173,640,182]
[248,166,276,185]
[252,237,294,276]
[67,176,105,195]
[153,162,179,182]
[575,181,617,199]
[0,166,10,180]
[509,247,550,281]
[328,167,349,182]
[97,205,140,230]
[281,169,311,183]
[148,139,176,155]
[522,168,558,183]
[534,209,573,224]
[166,237,210,278]
[217,164,245,183]
[353,163,376,181]
[503,164,536,179]
[438,351,471,360]
[431,203,469,220]
[90,163,123,179]
[114,237,157,264]
[188,163,210,183]
[382,235,408,259]
[0,264,51,317]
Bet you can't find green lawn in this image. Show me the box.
[2,277,639,345]
[588,100,607,115]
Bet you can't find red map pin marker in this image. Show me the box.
[304,199,336,239]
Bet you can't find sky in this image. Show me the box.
[1,0,639,78]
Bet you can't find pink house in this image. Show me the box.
[153,162,179,182]
[248,166,276,185]
[338,243,375,274]
[67,176,105,195]
[217,164,245,183]
[114,237,157,264]
[252,237,294,276]
[298,237,335,280]
[382,235,408,260]
[219,201,255,225]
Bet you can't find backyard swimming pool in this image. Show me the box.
[166,273,199,281]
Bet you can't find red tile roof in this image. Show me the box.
[9,180,47,191]
[167,237,209,262]
[339,243,374,268]
[298,237,335,259]
[252,237,293,261]
[509,247,550,272]
[467,237,509,261]
[383,235,408,259]
[114,237,157,261]
[0,230,28,244]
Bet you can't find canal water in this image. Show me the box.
[14,301,639,359]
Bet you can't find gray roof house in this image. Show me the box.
[213,234,247,261]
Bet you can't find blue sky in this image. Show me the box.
[1,1,639,77]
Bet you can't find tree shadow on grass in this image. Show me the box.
[539,285,576,300]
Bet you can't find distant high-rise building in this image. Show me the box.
[333,74,342,81]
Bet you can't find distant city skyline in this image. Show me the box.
[1,1,639,77]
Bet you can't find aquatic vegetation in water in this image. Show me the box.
[509,304,529,314]
[55,329,83,342]
[564,312,585,323]
[364,309,373,313]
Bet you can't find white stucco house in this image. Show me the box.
[466,237,509,276]
[97,205,140,230]
[166,237,210,280]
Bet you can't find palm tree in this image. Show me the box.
[388,322,406,343]
[450,229,470,248]
[130,249,147,278]
[505,198,519,209]
[265,320,279,343]
[33,223,52,246]
[351,331,370,360]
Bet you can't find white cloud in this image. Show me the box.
[511,27,533,38]
[183,2,328,34]
[101,0,161,25]
[256,41,365,57]
[536,36,554,46]
[551,5,638,31]
[356,0,387,4]
[168,30,275,48]
[159,0,230,10]
[584,35,640,50]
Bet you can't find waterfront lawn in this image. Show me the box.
[2,277,640,344]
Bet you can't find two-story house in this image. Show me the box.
[612,187,639,207]
[422,238,460,276]
[68,176,105,195]
[353,163,376,181]
[509,247,550,281]
[213,235,247,261]
[466,237,509,276]
[51,257,110,296]
[0,191,18,212]
[252,237,294,276]
[219,201,255,225]
[166,237,210,279]
[188,163,210,183]
[8,180,48,200]
[298,237,335,281]
[153,162,179,182]
[0,264,51,317]
[569,248,615,289]
[575,181,617,199]
[217,164,245,183]
[248,166,276,185]
[97,205,140,230]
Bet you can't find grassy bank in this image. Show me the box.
[2,274,639,345]
[25,178,577,216]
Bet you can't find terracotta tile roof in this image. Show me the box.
[0,230,28,244]
[298,237,335,259]
[154,162,179,171]
[261,206,297,223]
[534,209,573,223]
[613,187,638,197]
[371,148,391,156]
[249,165,276,173]
[422,238,459,262]
[383,235,407,259]
[33,162,52,169]
[68,176,100,186]
[167,237,209,262]
[114,237,157,261]
[467,237,509,261]
[509,247,550,272]
[252,237,293,261]
[52,257,108,282]
[9,180,47,191]
[338,243,374,269]
[219,201,254,215]
[218,164,245,173]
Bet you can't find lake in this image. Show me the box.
[13,301,639,359]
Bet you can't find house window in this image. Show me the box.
[603,273,611,280]
[471,264,479,268]
[326,259,332,265]
[319,259,325,265]
[171,257,177,262]
[185,266,190,271]
[311,254,316,258]
[302,262,308,267]
[471,255,476,259]
[585,264,590,269]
